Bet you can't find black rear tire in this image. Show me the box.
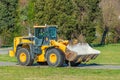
[46,48,65,67]
[17,48,34,66]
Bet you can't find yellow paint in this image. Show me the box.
[9,36,33,57]
[19,52,27,62]
[9,36,69,63]
[9,50,15,57]
[13,37,20,54]
[9,37,20,57]
[9,31,69,63]
[34,25,57,28]
[36,46,49,62]
[37,40,69,62]
[50,40,68,52]
[36,53,45,62]
[49,53,57,63]
[21,39,33,44]
[34,26,46,28]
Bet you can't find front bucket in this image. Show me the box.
[66,43,100,62]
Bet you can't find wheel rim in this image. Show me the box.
[20,52,27,62]
[49,53,57,63]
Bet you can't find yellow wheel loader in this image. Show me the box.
[9,25,100,67]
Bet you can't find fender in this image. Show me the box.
[16,43,35,59]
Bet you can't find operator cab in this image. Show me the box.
[34,25,57,46]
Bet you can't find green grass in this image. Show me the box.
[0,54,16,62]
[0,44,120,80]
[89,43,120,64]
[0,43,120,64]
[0,66,120,80]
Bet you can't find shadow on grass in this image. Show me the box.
[30,63,103,67]
[77,63,102,67]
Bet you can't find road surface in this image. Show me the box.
[0,47,12,54]
[0,61,16,66]
[77,64,120,69]
[0,61,120,69]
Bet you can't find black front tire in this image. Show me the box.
[17,48,34,66]
[46,48,65,67]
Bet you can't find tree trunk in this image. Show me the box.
[114,26,120,43]
[100,26,109,45]
[0,36,2,47]
[114,36,119,43]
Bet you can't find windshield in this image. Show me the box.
[49,27,57,39]
[35,28,45,39]
[34,27,57,40]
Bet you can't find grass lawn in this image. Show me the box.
[0,44,120,80]
[89,43,120,64]
[0,66,120,80]
[0,54,16,62]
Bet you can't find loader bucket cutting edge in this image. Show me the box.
[66,43,100,62]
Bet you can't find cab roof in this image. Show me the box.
[34,25,57,28]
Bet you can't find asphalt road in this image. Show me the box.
[0,61,16,66]
[0,48,120,69]
[0,61,120,69]
[77,64,120,69]
[0,47,12,54]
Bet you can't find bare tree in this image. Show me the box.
[100,0,120,44]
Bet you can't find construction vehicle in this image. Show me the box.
[9,25,100,67]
